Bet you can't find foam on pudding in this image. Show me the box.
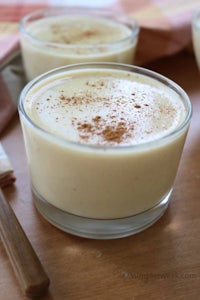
[20,66,190,220]
[26,16,133,46]
[24,68,186,147]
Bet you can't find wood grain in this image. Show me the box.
[0,188,50,298]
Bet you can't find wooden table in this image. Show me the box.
[1,51,200,300]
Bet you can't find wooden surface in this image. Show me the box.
[1,52,200,300]
[0,188,49,297]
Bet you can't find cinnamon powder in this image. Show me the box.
[74,117,132,144]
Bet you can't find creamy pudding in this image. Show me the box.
[19,8,139,81]
[18,63,192,238]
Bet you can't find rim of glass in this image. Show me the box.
[19,6,139,50]
[18,62,192,152]
[192,7,200,28]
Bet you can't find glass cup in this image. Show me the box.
[192,8,200,69]
[19,7,139,81]
[18,62,192,239]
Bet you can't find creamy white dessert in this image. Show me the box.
[20,12,138,81]
[19,66,190,220]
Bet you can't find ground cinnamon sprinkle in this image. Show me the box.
[50,24,100,44]
[102,122,127,143]
[82,30,97,37]
[92,115,101,122]
[134,104,141,109]
[35,72,180,147]
[75,117,130,144]
[55,78,145,145]
[59,94,66,100]
[77,122,92,132]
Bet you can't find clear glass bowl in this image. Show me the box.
[18,62,192,239]
[19,7,139,81]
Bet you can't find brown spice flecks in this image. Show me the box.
[75,117,132,144]
[59,94,66,100]
[77,122,92,132]
[134,104,141,109]
[76,121,94,141]
[102,122,127,143]
[59,94,81,105]
[86,80,105,89]
[50,24,100,44]
[83,30,97,37]
[92,115,101,123]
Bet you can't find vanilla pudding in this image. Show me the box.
[19,7,139,81]
[18,63,192,239]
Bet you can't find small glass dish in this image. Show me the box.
[19,7,139,81]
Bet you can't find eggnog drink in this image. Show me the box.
[19,7,139,81]
[18,63,192,239]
